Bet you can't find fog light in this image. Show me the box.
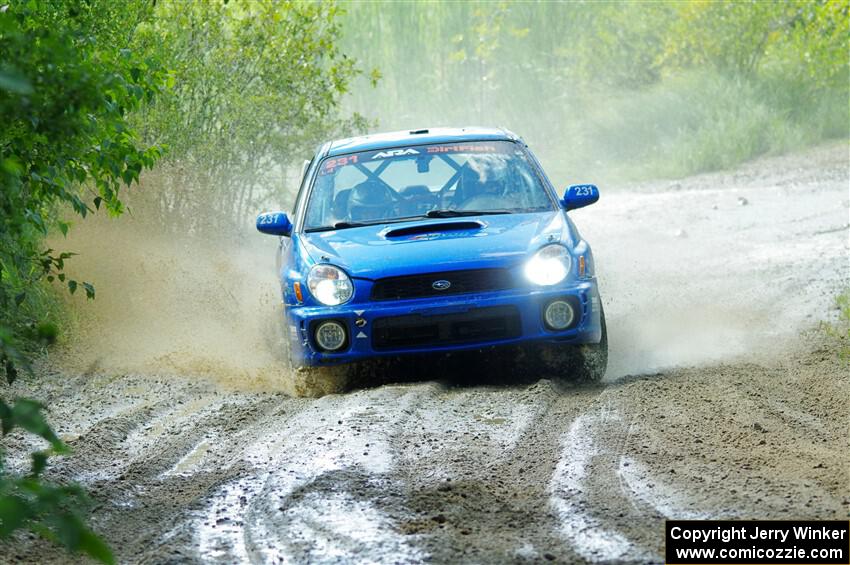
[315,320,347,351]
[544,300,574,330]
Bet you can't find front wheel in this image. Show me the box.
[539,303,608,383]
[290,363,353,397]
[273,311,353,397]
[573,304,608,383]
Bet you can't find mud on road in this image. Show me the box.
[2,143,849,563]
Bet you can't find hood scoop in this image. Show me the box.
[385,220,484,239]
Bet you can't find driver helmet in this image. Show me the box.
[459,162,504,201]
[347,180,395,222]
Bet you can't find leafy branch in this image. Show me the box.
[0,398,114,564]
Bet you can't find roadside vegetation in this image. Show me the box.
[1,0,362,561]
[0,0,847,561]
[823,289,850,361]
[340,0,849,182]
[1,2,164,561]
[126,0,368,234]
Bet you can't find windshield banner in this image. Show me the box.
[320,142,509,175]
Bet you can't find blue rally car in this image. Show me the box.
[257,127,607,383]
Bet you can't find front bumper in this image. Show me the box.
[283,280,602,367]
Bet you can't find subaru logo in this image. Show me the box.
[432,280,451,291]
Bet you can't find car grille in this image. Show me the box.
[370,268,514,301]
[371,306,521,351]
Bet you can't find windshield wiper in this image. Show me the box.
[304,221,369,232]
[305,216,427,233]
[425,209,513,218]
[306,208,544,232]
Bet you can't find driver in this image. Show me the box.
[457,161,506,207]
[347,180,396,222]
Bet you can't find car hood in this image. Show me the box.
[298,211,570,279]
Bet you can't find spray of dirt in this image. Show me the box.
[587,145,849,378]
[52,211,297,393]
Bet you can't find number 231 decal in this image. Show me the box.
[258,213,280,225]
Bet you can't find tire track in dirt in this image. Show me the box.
[385,380,579,562]
[189,385,432,563]
[549,404,658,562]
[5,339,847,564]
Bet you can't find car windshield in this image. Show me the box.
[303,140,554,231]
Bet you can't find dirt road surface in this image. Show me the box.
[2,143,848,564]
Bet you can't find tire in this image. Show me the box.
[274,310,353,397]
[574,303,608,383]
[290,363,352,397]
[540,303,608,384]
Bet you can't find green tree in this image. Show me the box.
[660,0,849,84]
[660,1,791,75]
[449,2,531,120]
[339,0,848,181]
[1,0,164,376]
[773,0,850,88]
[562,2,676,89]
[1,1,165,560]
[129,0,368,232]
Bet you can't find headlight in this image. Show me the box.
[307,264,354,305]
[524,244,571,285]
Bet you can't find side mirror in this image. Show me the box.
[256,211,292,236]
[562,184,599,211]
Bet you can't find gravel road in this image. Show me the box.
[2,142,848,564]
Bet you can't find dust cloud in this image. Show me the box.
[583,148,849,378]
[53,212,294,393]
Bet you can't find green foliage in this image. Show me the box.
[570,70,846,179]
[1,1,166,561]
[128,0,369,232]
[824,288,850,361]
[559,2,676,89]
[0,398,114,564]
[1,0,165,375]
[660,1,791,76]
[1,2,366,558]
[340,0,849,183]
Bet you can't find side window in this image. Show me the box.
[297,159,311,188]
[305,175,333,228]
[292,158,315,218]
